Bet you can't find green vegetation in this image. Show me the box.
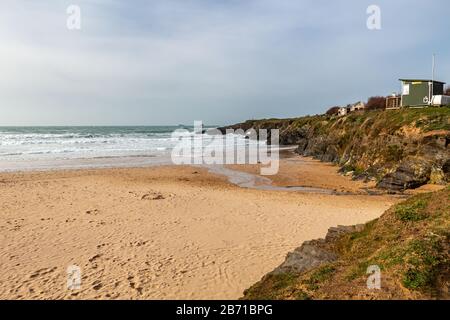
[336,188,448,294]
[374,107,450,132]
[402,237,445,290]
[303,265,336,291]
[242,273,306,300]
[233,108,449,144]
[234,107,449,138]
[394,196,430,222]
[242,187,449,300]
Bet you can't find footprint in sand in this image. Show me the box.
[92,280,103,290]
[127,275,144,295]
[86,209,99,215]
[88,254,102,263]
[29,266,57,279]
[129,190,170,200]
[141,192,165,200]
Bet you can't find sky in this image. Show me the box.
[0,0,449,126]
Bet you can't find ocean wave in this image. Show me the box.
[0,127,257,166]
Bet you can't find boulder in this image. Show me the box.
[321,145,340,163]
[270,240,337,275]
[270,225,364,276]
[377,157,433,190]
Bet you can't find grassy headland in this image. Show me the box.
[221,107,450,191]
[242,186,449,300]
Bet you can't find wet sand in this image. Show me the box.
[0,158,399,299]
[226,154,377,194]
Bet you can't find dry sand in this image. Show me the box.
[0,158,399,299]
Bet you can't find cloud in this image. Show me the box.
[0,0,449,125]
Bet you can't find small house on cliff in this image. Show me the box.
[400,79,449,107]
[333,101,366,117]
[338,107,348,116]
[349,101,365,112]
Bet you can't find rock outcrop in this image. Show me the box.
[376,157,433,190]
[219,108,450,191]
[270,225,364,276]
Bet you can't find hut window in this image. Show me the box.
[402,84,410,95]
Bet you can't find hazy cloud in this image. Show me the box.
[0,0,449,125]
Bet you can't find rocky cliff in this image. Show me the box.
[220,108,450,191]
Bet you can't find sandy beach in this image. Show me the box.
[0,157,399,299]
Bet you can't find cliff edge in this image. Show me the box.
[242,186,449,300]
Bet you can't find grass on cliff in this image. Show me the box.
[242,186,449,300]
[286,107,449,133]
[233,107,449,135]
[231,108,449,152]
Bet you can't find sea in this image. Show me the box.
[0,126,260,172]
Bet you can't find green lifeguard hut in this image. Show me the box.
[400,79,445,107]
